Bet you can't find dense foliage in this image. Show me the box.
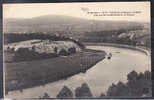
[78,28,150,48]
[4,33,85,49]
[106,70,151,97]
[53,70,151,98]
[14,48,58,61]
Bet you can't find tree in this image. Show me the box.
[106,70,152,97]
[54,47,58,54]
[127,70,138,81]
[99,93,106,97]
[58,49,69,56]
[57,86,73,98]
[75,83,93,98]
[68,47,76,54]
[42,92,50,98]
[144,71,151,80]
[107,82,129,96]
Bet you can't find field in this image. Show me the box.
[4,49,106,94]
[3,14,150,96]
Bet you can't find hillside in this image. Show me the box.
[4,15,151,48]
[4,15,146,33]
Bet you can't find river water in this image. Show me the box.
[6,46,151,98]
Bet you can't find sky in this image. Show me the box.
[3,2,150,22]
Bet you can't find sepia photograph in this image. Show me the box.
[3,2,151,98]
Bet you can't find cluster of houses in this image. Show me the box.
[118,31,136,40]
[4,39,82,56]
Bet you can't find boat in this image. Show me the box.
[107,53,112,59]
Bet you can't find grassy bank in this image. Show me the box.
[4,49,106,93]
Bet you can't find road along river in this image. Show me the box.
[6,45,151,98]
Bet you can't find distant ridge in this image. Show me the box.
[4,15,147,33]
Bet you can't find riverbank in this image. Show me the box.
[5,49,106,94]
[84,42,150,56]
[5,45,151,98]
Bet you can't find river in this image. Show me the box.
[6,45,151,98]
